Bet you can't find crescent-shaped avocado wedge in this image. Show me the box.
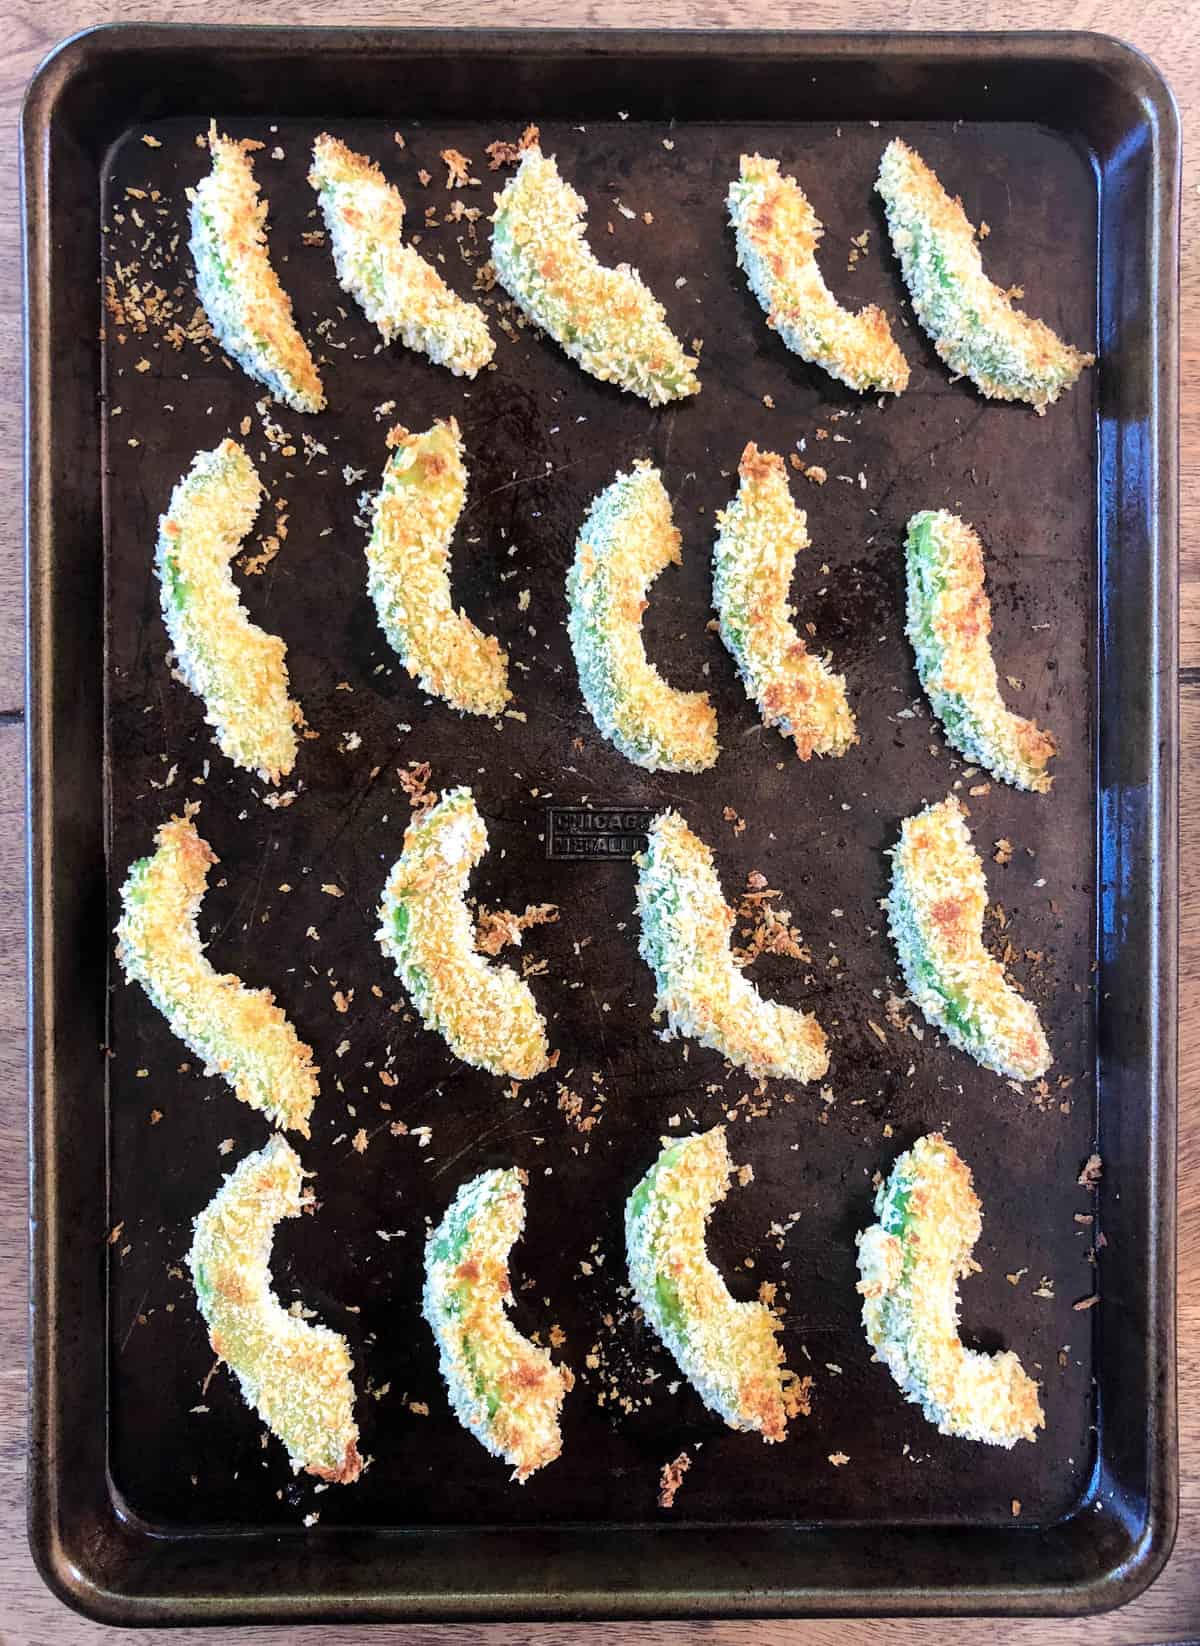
[905,509,1056,792]
[728,153,909,394]
[714,442,857,760]
[188,1134,362,1482]
[424,1167,573,1481]
[309,134,494,377]
[157,438,303,783]
[627,1127,804,1440]
[189,123,324,413]
[491,145,699,404]
[376,786,552,1080]
[636,810,828,1082]
[568,461,718,772]
[116,810,319,1134]
[877,138,1093,412]
[856,1133,1044,1447]
[887,795,1051,1080]
[366,420,511,718]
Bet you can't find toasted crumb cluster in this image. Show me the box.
[116,811,319,1133]
[424,1168,573,1481]
[491,146,700,404]
[856,1133,1045,1447]
[188,1135,362,1482]
[157,439,303,783]
[636,810,828,1082]
[906,510,1056,791]
[877,139,1093,412]
[887,796,1051,1080]
[714,443,857,760]
[728,154,909,393]
[377,787,551,1079]
[309,134,494,377]
[367,420,510,718]
[189,124,324,412]
[627,1127,802,1440]
[568,462,718,772]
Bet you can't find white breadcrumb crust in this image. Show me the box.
[856,1132,1044,1447]
[491,146,700,404]
[115,811,319,1133]
[887,796,1052,1080]
[157,439,303,783]
[424,1167,573,1481]
[309,134,494,377]
[876,139,1093,412]
[905,510,1056,792]
[188,1134,362,1482]
[377,787,551,1079]
[189,124,325,412]
[636,810,828,1082]
[568,461,718,773]
[626,1127,801,1439]
[728,154,909,394]
[366,420,510,717]
[714,443,857,760]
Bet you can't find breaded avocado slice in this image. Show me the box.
[906,510,1056,792]
[115,811,319,1134]
[189,123,324,413]
[157,438,303,783]
[424,1167,573,1481]
[728,154,909,394]
[377,786,551,1080]
[309,134,494,377]
[367,420,511,718]
[856,1133,1044,1447]
[568,461,718,773]
[887,796,1051,1080]
[491,145,700,405]
[636,810,828,1082]
[626,1127,802,1440]
[188,1134,362,1482]
[714,442,857,760]
[877,139,1093,412]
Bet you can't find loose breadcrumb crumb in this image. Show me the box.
[658,1451,691,1507]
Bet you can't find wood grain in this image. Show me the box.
[4,2,1196,1641]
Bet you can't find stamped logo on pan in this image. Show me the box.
[545,807,655,861]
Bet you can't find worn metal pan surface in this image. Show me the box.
[23,24,1178,1624]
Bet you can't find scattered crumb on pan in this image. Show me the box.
[475,902,559,955]
[658,1451,691,1508]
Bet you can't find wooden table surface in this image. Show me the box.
[3,3,1196,1642]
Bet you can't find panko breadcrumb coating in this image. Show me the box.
[309,134,494,377]
[377,787,551,1079]
[887,795,1051,1080]
[116,811,319,1134]
[627,1127,803,1439]
[714,443,857,760]
[367,420,510,718]
[568,462,718,772]
[157,439,303,783]
[857,1133,1044,1447]
[424,1168,573,1481]
[877,139,1093,412]
[636,810,828,1082]
[188,1135,362,1482]
[189,123,324,412]
[728,154,909,394]
[491,145,700,404]
[906,510,1056,792]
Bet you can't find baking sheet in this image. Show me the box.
[103,112,1099,1533]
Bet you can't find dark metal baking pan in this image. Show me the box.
[23,23,1179,1624]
